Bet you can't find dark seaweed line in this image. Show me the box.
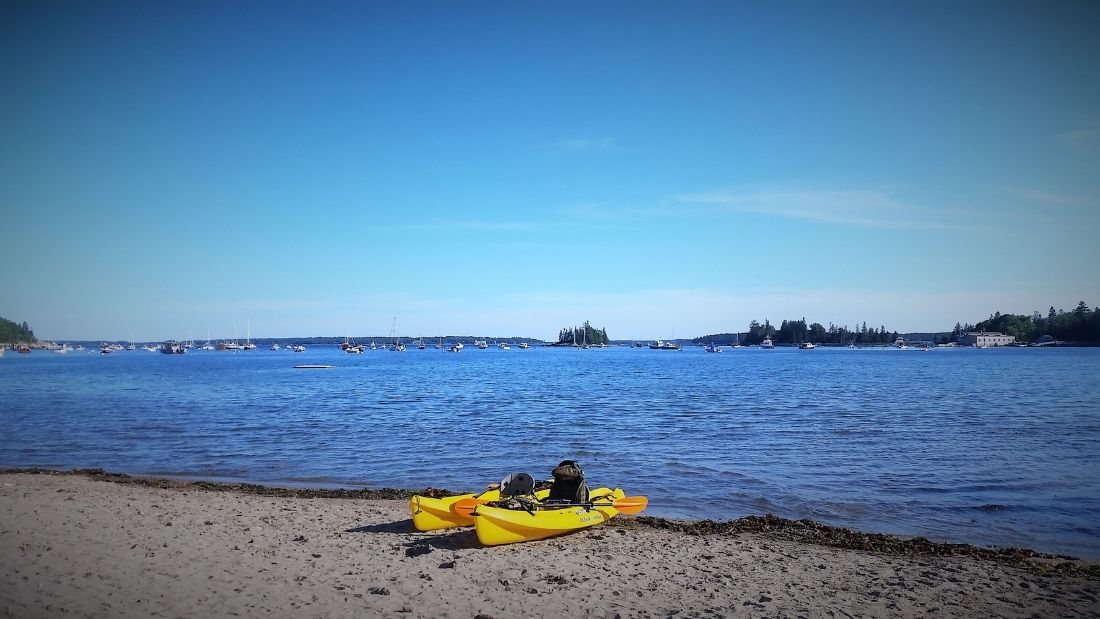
[4,467,1096,579]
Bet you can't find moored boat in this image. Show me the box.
[760,337,774,349]
[159,341,186,354]
[649,339,681,350]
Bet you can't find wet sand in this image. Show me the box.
[1,471,1097,618]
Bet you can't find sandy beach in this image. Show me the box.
[1,471,1097,618]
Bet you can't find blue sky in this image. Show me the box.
[2,1,1098,341]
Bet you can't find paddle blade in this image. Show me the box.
[612,496,648,515]
[452,497,484,517]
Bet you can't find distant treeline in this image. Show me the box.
[959,301,1100,343]
[694,319,902,346]
[557,321,609,346]
[691,301,1100,346]
[0,316,35,343]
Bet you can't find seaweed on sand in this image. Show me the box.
[609,514,1099,579]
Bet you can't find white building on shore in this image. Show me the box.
[958,331,1015,347]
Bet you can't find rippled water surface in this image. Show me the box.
[2,345,1098,557]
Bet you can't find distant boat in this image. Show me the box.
[650,339,681,350]
[475,339,488,349]
[417,337,426,350]
[159,341,186,354]
[732,333,742,348]
[704,343,722,353]
[760,338,774,349]
[499,341,510,350]
[99,344,111,354]
[270,343,281,351]
[518,341,529,349]
[798,342,816,350]
[142,344,158,352]
[448,343,462,352]
[292,345,306,352]
[241,320,257,350]
[894,337,908,349]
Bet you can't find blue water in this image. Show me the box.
[2,345,1099,558]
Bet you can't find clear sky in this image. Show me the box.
[2,1,1098,341]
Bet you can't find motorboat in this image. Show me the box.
[649,339,681,350]
[159,341,186,354]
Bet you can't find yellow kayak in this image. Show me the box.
[472,487,627,546]
[410,488,551,531]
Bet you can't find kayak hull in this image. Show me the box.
[410,491,496,531]
[472,487,626,546]
[409,488,551,531]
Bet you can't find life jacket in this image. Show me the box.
[546,460,588,504]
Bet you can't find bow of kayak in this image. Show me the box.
[411,493,482,532]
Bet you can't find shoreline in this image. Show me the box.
[6,467,1098,576]
[2,470,1097,618]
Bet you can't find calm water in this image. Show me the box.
[2,345,1099,558]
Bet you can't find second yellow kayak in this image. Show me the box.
[410,488,552,531]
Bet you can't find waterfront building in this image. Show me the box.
[958,331,1015,347]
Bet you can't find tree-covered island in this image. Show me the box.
[555,321,609,346]
[0,316,36,345]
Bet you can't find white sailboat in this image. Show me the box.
[242,319,257,350]
[390,317,405,351]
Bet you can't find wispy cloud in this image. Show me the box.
[373,219,553,233]
[1059,125,1100,154]
[998,187,1094,207]
[672,188,961,231]
[556,137,614,152]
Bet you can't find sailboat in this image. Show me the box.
[242,319,257,350]
[390,317,405,351]
[732,333,742,348]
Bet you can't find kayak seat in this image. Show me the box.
[499,472,535,497]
